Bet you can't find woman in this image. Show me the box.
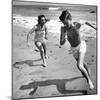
[59,10,94,89]
[27,15,48,67]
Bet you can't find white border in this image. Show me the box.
[0,0,99,100]
[20,0,99,5]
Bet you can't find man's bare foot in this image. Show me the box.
[88,80,94,90]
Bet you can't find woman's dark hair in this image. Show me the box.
[59,10,72,21]
[38,15,46,23]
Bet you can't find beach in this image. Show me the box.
[12,3,97,99]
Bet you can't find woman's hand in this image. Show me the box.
[27,33,31,47]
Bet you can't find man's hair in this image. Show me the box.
[38,15,46,23]
[59,10,72,21]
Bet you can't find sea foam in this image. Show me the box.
[13,15,96,38]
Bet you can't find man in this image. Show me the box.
[59,10,95,89]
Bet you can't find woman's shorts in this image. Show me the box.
[34,38,46,44]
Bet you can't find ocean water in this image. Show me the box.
[12,4,97,38]
[13,3,97,21]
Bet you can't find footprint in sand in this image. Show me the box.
[54,57,57,60]
[91,59,94,62]
[50,50,52,53]
[13,18,16,20]
[91,55,94,58]
[34,49,39,52]
[23,30,26,33]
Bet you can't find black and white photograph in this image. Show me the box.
[12,0,97,99]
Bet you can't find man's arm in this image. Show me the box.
[60,26,67,46]
[85,22,97,30]
[79,20,97,30]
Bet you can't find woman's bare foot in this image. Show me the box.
[42,62,47,67]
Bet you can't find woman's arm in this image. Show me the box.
[27,26,35,42]
[45,25,48,40]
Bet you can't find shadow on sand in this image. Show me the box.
[13,58,42,68]
[20,76,88,95]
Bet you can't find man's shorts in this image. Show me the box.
[70,40,87,58]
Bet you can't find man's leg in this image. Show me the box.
[76,52,94,89]
[83,63,91,77]
[75,55,91,78]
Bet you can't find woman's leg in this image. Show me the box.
[35,42,47,67]
[76,52,94,89]
[42,42,47,59]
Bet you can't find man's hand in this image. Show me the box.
[45,36,48,40]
